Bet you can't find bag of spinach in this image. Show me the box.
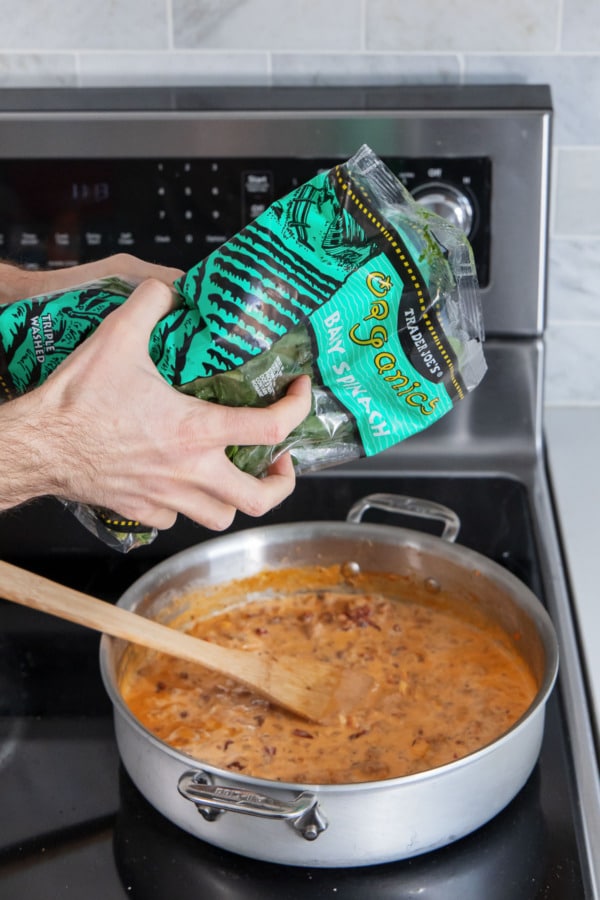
[0,145,486,550]
[170,143,486,477]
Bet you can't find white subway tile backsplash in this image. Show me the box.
[365,0,560,52]
[548,239,600,323]
[561,0,600,51]
[271,53,461,85]
[172,0,361,51]
[545,323,600,405]
[78,51,269,87]
[0,0,167,51]
[464,54,600,146]
[0,54,76,86]
[553,148,600,236]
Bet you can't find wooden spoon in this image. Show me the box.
[0,559,371,722]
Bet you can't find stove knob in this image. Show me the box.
[411,182,474,236]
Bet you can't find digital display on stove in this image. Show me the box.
[0,156,491,285]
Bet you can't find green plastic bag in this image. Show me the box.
[0,145,486,550]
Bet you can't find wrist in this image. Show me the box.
[0,391,62,509]
[0,263,42,305]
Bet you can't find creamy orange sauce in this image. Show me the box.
[119,566,538,785]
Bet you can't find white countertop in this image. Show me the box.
[545,406,600,738]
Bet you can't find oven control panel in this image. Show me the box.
[0,155,491,286]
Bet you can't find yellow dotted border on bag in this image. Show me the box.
[96,510,142,530]
[335,168,464,400]
[0,373,13,401]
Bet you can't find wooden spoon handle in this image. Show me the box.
[0,559,371,722]
[0,559,259,672]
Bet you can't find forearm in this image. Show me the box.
[0,261,37,305]
[0,392,60,510]
[0,258,100,305]
[0,254,183,305]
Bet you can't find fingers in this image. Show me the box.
[207,374,313,447]
[283,373,313,405]
[156,378,311,528]
[263,373,313,440]
[50,276,312,534]
[96,393,304,532]
[153,451,298,532]
[131,505,179,532]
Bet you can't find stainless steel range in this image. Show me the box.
[0,85,598,898]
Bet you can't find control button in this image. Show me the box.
[117,231,135,247]
[12,228,46,266]
[243,170,274,225]
[85,231,104,247]
[48,231,79,266]
[19,231,42,247]
[205,233,228,246]
[244,172,272,194]
[411,182,474,235]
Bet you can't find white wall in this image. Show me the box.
[0,0,597,408]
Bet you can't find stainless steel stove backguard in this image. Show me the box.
[0,84,549,338]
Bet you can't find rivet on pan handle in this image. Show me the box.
[346,493,461,543]
[177,771,328,841]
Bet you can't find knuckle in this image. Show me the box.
[200,505,236,532]
[113,251,131,265]
[277,478,295,504]
[240,487,282,519]
[261,417,290,446]
[141,275,170,294]
[111,252,135,271]
[243,497,269,519]
[152,510,178,530]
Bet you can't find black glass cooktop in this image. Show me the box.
[0,475,590,898]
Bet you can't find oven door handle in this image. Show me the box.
[346,493,460,542]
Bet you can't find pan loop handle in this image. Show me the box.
[177,771,328,841]
[346,493,460,543]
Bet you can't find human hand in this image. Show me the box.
[0,253,183,304]
[21,278,312,531]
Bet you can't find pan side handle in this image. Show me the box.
[346,493,460,542]
[177,771,328,841]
